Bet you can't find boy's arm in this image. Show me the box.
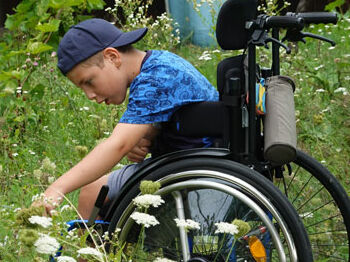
[41,123,156,210]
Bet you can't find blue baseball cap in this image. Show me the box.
[57,18,148,75]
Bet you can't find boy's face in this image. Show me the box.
[67,49,127,105]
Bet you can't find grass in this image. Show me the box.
[0,12,349,261]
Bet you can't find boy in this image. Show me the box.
[38,18,218,218]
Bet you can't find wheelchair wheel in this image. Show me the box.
[273,150,350,261]
[108,158,312,261]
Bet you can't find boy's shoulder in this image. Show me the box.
[142,50,197,73]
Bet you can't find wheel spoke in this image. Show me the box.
[286,165,300,191]
[295,186,325,212]
[291,174,313,205]
[305,213,341,229]
[308,229,348,235]
[299,199,334,217]
[313,251,347,261]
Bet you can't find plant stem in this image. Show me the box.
[225,239,236,262]
[213,233,226,262]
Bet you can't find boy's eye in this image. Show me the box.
[85,79,92,86]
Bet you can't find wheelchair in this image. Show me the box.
[82,0,350,261]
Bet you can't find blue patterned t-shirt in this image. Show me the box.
[120,50,218,124]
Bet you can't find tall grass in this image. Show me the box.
[0,8,349,261]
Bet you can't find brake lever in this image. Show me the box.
[266,36,291,54]
[302,32,336,46]
[282,30,336,46]
[250,30,291,54]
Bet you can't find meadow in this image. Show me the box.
[0,0,349,261]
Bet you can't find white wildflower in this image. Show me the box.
[130,212,159,228]
[133,194,165,208]
[198,51,212,61]
[29,216,53,228]
[12,153,18,157]
[31,193,45,202]
[334,87,347,93]
[314,65,324,71]
[57,256,77,262]
[60,204,72,212]
[214,222,239,235]
[34,234,60,255]
[48,204,58,213]
[48,176,55,184]
[328,46,335,50]
[153,258,177,262]
[77,247,103,260]
[316,89,325,93]
[174,218,200,230]
[300,212,313,218]
[116,163,125,169]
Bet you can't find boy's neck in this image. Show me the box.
[122,48,147,86]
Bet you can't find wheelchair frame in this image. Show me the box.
[81,1,350,261]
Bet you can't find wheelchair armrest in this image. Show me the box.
[166,101,227,137]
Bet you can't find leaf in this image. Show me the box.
[0,70,25,80]
[7,50,26,57]
[48,0,84,9]
[27,42,53,54]
[36,19,61,33]
[325,0,345,11]
[4,15,15,30]
[86,0,106,11]
[14,115,25,123]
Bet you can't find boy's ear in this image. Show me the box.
[103,47,121,67]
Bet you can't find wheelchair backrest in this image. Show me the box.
[216,0,258,50]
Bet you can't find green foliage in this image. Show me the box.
[105,0,181,50]
[325,0,345,12]
[0,0,105,92]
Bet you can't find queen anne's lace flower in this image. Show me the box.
[153,258,177,262]
[57,256,77,262]
[77,247,103,260]
[34,234,60,255]
[133,194,165,208]
[29,215,53,228]
[214,222,239,235]
[174,218,200,230]
[130,212,159,228]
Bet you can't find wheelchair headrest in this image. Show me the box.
[216,0,258,50]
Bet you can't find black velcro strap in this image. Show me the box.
[222,95,241,106]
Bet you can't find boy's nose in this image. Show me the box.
[85,90,96,100]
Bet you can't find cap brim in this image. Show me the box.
[110,28,148,47]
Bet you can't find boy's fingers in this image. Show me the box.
[139,138,151,147]
[127,152,145,162]
[131,145,148,156]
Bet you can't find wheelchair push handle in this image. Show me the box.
[265,16,304,30]
[287,12,338,25]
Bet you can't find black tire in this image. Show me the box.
[273,150,350,261]
[108,158,312,261]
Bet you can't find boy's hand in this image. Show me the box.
[127,138,151,162]
[31,189,63,216]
